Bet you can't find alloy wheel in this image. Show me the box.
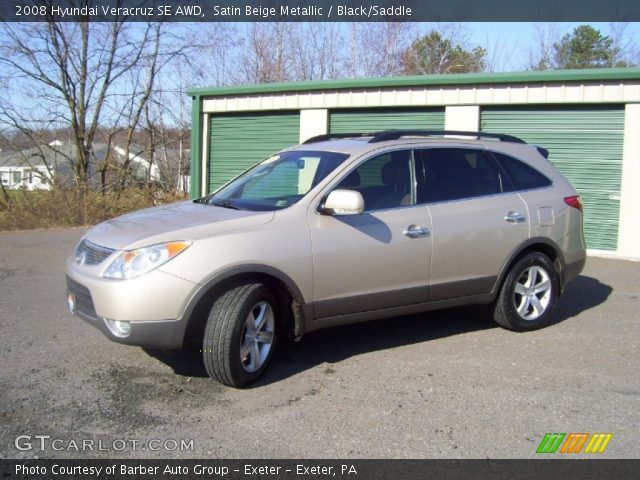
[513,266,552,321]
[240,301,275,373]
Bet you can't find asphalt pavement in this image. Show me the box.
[0,228,638,458]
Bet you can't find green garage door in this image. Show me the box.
[481,106,624,251]
[209,112,300,192]
[330,108,445,134]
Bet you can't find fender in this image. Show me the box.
[178,264,310,340]
[492,236,566,297]
[197,264,307,304]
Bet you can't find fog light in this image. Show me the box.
[104,319,132,337]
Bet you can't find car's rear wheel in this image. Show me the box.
[492,252,559,331]
[203,283,277,388]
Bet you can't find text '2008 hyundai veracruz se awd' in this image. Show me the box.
[66,130,586,388]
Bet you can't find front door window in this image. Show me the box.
[337,150,415,211]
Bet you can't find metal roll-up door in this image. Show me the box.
[481,106,624,251]
[208,112,300,192]
[330,108,445,134]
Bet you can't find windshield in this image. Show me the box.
[206,150,350,211]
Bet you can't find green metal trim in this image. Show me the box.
[190,95,202,199]
[187,68,640,98]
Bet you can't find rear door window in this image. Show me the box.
[416,148,504,203]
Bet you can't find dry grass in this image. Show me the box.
[0,187,188,231]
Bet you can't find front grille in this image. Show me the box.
[66,275,98,321]
[75,239,115,266]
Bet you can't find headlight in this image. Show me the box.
[103,241,191,280]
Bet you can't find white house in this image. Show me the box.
[0,146,52,191]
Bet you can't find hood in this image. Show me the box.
[85,200,275,250]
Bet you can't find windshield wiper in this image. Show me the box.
[210,199,243,210]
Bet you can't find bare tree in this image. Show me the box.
[526,23,560,70]
[186,23,239,87]
[347,22,412,78]
[608,22,639,66]
[142,54,193,192]
[481,33,517,73]
[237,23,295,84]
[0,16,187,191]
[186,23,346,85]
[290,23,344,81]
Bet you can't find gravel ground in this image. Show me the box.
[0,227,638,459]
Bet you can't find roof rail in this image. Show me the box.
[302,132,373,144]
[368,130,527,144]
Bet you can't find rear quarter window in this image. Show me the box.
[492,152,552,191]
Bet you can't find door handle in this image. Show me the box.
[403,225,430,238]
[504,211,526,223]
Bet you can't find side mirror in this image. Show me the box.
[322,189,364,215]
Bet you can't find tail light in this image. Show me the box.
[564,195,583,212]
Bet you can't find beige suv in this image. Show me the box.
[66,130,586,387]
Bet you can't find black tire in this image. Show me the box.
[492,252,559,332]
[203,283,278,388]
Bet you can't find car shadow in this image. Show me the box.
[144,274,612,385]
[144,344,210,378]
[262,305,496,386]
[551,274,612,325]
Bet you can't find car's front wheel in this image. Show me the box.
[492,252,559,331]
[203,283,277,387]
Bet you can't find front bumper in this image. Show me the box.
[65,259,197,349]
[66,287,186,349]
